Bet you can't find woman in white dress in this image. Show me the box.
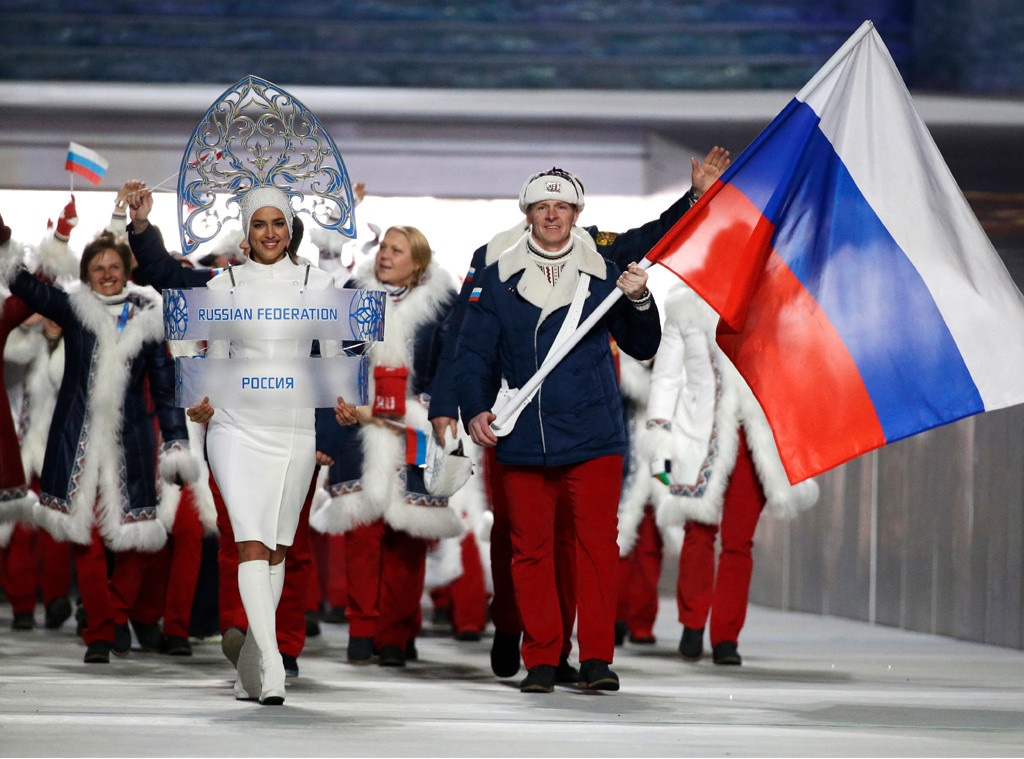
[162,186,357,705]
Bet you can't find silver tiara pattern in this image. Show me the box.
[177,75,357,256]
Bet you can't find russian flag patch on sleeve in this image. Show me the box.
[468,286,482,302]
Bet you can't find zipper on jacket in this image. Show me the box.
[534,320,546,455]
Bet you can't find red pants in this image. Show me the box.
[212,469,316,658]
[616,503,663,640]
[502,455,622,669]
[485,448,576,654]
[74,529,154,645]
[344,520,384,638]
[376,526,427,649]
[128,487,205,638]
[677,433,765,646]
[308,530,347,613]
[1,522,72,613]
[430,531,488,636]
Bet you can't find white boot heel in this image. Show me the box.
[259,655,287,706]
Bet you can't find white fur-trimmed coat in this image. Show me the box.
[642,284,819,528]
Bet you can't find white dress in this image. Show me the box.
[204,255,334,548]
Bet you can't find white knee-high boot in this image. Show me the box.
[269,560,285,607]
[237,560,286,705]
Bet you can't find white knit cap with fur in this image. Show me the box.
[518,168,585,214]
[239,186,294,237]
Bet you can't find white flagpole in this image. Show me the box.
[489,256,655,436]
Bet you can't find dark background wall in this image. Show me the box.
[0,0,1018,94]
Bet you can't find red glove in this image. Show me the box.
[54,195,78,241]
[0,213,10,246]
[372,366,409,417]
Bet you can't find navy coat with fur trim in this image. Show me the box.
[456,248,661,468]
[311,260,462,539]
[9,271,188,551]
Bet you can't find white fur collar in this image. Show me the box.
[496,226,607,320]
[351,258,454,369]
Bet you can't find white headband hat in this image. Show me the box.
[239,186,294,237]
[518,168,585,214]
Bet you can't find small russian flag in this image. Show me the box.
[464,266,476,282]
[65,142,110,185]
[468,286,482,303]
[405,427,428,466]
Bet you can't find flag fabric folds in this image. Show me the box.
[65,142,109,185]
[645,20,1024,484]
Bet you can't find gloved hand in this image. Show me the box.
[0,213,11,246]
[54,195,78,242]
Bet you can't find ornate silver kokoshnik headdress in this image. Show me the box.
[176,75,358,257]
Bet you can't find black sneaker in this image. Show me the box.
[712,640,742,666]
[490,631,521,678]
[679,627,704,661]
[161,636,193,656]
[378,644,406,667]
[455,629,482,642]
[347,636,374,664]
[554,656,579,684]
[282,653,299,677]
[578,659,620,691]
[11,612,35,630]
[130,620,164,652]
[112,623,131,657]
[614,619,628,646]
[629,634,656,645]
[44,597,73,629]
[519,665,556,693]
[84,640,111,663]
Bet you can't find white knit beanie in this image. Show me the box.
[518,168,585,214]
[239,186,294,237]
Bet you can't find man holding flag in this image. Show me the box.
[455,169,662,693]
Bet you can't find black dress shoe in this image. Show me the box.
[712,640,742,665]
[578,659,620,691]
[378,644,406,667]
[679,627,704,661]
[282,653,299,677]
[347,636,374,664]
[44,597,72,629]
[614,619,628,646]
[519,664,556,693]
[112,623,131,657]
[84,640,111,663]
[490,631,521,678]
[554,656,579,684]
[11,612,35,630]
[75,605,87,636]
[161,636,193,656]
[305,611,321,637]
[130,620,164,652]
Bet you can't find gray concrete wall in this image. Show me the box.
[751,405,1024,649]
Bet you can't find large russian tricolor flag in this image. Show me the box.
[646,20,1024,483]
